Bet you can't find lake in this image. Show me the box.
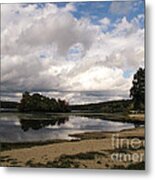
[0,112,135,143]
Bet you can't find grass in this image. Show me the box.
[25,151,106,168]
[59,151,106,160]
[24,152,145,169]
[25,159,80,168]
[0,139,68,151]
[47,159,80,168]
[0,155,21,167]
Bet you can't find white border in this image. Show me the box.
[0,0,155,179]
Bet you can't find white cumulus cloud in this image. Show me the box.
[1,3,144,104]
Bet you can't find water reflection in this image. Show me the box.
[20,116,69,131]
[0,113,136,143]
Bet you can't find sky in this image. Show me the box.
[1,0,145,104]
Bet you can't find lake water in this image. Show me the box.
[0,113,135,143]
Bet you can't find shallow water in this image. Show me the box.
[0,113,135,143]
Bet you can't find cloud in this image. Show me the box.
[62,2,76,12]
[85,16,144,72]
[1,3,96,57]
[109,1,134,15]
[17,14,95,56]
[100,17,111,25]
[1,2,144,104]
[31,90,129,105]
[99,17,111,31]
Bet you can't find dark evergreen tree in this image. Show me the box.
[130,68,145,110]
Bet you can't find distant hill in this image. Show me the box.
[70,99,132,113]
[0,99,132,113]
[0,101,19,109]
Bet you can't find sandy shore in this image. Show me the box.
[0,127,145,169]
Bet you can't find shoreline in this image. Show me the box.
[0,111,145,124]
[0,127,145,169]
[0,127,138,152]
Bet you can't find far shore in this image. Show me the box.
[0,110,145,124]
